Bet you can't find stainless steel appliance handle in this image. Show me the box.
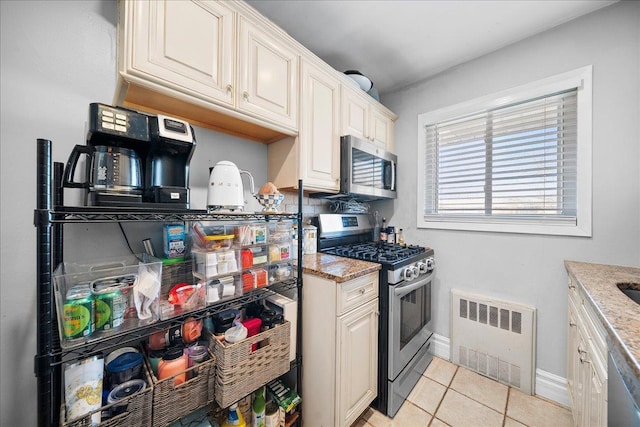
[391,161,396,191]
[394,271,433,298]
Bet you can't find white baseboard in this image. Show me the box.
[535,369,570,407]
[430,333,569,407]
[431,333,451,360]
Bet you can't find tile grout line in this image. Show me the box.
[427,364,459,426]
[502,387,511,427]
[443,367,515,425]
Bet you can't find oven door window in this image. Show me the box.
[399,282,431,350]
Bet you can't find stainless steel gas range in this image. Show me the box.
[315,214,435,418]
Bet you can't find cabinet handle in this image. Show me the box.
[226,84,233,94]
[243,91,249,100]
[580,355,591,364]
[568,284,576,289]
[569,321,576,327]
[359,288,365,295]
[577,346,587,355]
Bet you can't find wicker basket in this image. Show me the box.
[60,357,153,427]
[211,321,290,408]
[146,347,216,426]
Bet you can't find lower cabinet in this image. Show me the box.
[302,272,379,427]
[566,275,607,427]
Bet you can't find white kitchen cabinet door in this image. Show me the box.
[370,107,395,152]
[588,354,607,427]
[341,86,369,141]
[566,275,608,427]
[129,0,235,107]
[341,85,396,151]
[576,323,590,427]
[299,60,341,192]
[336,298,378,427]
[567,299,580,417]
[237,16,298,130]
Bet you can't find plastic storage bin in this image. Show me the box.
[53,254,162,348]
[159,259,206,320]
[192,249,240,279]
[234,223,268,246]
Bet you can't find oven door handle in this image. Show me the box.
[393,272,433,298]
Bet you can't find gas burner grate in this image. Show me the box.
[326,242,426,263]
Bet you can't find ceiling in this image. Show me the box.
[246,0,617,96]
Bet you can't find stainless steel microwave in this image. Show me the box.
[340,135,397,200]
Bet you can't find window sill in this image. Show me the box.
[417,218,592,237]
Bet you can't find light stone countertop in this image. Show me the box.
[564,260,640,380]
[299,253,381,283]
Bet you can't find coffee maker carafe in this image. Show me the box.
[63,103,150,206]
[63,103,196,208]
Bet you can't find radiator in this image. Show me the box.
[450,289,537,394]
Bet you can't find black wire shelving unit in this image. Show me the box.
[34,139,304,427]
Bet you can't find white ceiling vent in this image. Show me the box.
[451,289,537,394]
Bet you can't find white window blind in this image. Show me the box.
[423,89,578,226]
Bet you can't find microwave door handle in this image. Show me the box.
[393,272,433,298]
[391,160,396,190]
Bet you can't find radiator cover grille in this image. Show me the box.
[451,289,536,394]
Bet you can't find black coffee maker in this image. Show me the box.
[63,103,196,208]
[146,114,196,207]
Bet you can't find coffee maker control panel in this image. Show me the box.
[89,103,150,142]
[157,115,194,144]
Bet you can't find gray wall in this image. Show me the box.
[382,0,640,383]
[0,1,268,425]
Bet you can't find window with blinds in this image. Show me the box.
[423,90,577,224]
[417,66,592,236]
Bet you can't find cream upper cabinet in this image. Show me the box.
[268,59,340,193]
[298,59,341,192]
[117,0,299,142]
[341,86,369,140]
[117,0,398,155]
[126,0,235,106]
[370,107,395,151]
[341,84,396,151]
[237,16,298,130]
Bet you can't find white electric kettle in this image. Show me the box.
[207,161,256,211]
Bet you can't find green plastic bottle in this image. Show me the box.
[252,386,266,427]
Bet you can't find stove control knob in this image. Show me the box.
[426,257,435,270]
[403,265,418,281]
[417,261,428,274]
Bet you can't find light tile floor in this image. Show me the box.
[352,357,574,427]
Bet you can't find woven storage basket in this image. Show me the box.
[60,357,153,427]
[211,321,290,408]
[146,348,216,426]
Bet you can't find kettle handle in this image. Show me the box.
[63,144,90,188]
[239,169,256,196]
